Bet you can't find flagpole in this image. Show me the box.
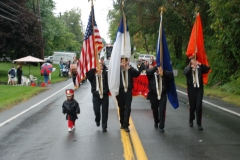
[122,2,127,61]
[89,0,99,69]
[192,6,199,87]
[121,2,128,91]
[158,7,166,68]
[194,6,199,61]
[90,0,103,96]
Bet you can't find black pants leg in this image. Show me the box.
[72,76,76,85]
[196,87,203,126]
[116,92,125,126]
[17,75,21,85]
[159,94,167,129]
[101,95,109,129]
[124,90,132,127]
[149,93,160,124]
[188,86,204,126]
[93,96,101,123]
[116,90,132,128]
[187,86,196,121]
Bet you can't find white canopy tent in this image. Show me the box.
[14,56,44,75]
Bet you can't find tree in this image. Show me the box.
[0,0,43,59]
[61,8,84,44]
[29,1,83,55]
[207,0,240,84]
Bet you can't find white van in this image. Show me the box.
[142,55,152,62]
[52,52,76,64]
[138,54,145,61]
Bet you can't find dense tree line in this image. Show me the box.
[0,0,84,59]
[0,0,42,59]
[107,0,240,89]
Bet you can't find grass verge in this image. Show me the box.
[174,71,240,107]
[0,62,69,112]
[0,62,68,84]
[0,85,46,112]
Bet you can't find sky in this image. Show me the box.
[54,0,113,43]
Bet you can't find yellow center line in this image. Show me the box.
[129,117,148,160]
[120,128,135,160]
[115,99,148,160]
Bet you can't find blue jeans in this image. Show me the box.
[44,75,49,83]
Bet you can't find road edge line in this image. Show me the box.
[0,83,73,128]
[177,89,240,117]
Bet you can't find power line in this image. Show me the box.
[0,14,18,23]
[9,0,28,11]
[0,7,17,17]
[0,2,21,14]
[0,1,39,24]
[9,0,40,18]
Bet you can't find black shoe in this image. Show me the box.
[102,128,107,132]
[96,122,100,127]
[189,120,193,127]
[198,126,203,131]
[154,123,158,129]
[159,128,164,132]
[124,127,130,132]
[120,126,124,129]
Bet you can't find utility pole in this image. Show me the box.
[37,0,44,60]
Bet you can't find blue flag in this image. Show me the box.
[156,17,179,109]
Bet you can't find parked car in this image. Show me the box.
[44,56,53,63]
[138,54,145,61]
[1,57,11,62]
[142,55,152,62]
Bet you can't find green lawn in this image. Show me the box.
[0,62,67,84]
[0,85,46,111]
[0,62,69,111]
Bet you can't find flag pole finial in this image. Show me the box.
[88,0,95,6]
[195,6,199,13]
[158,6,166,16]
[122,1,124,8]
[194,6,199,17]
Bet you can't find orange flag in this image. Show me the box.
[186,13,210,84]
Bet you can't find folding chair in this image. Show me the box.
[29,75,38,84]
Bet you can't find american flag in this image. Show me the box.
[76,6,103,86]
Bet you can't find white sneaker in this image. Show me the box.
[68,128,72,132]
[72,126,75,130]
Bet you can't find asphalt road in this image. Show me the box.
[0,79,240,160]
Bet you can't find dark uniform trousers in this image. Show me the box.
[116,90,132,128]
[149,92,167,129]
[187,86,204,126]
[92,94,109,129]
[72,73,77,85]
